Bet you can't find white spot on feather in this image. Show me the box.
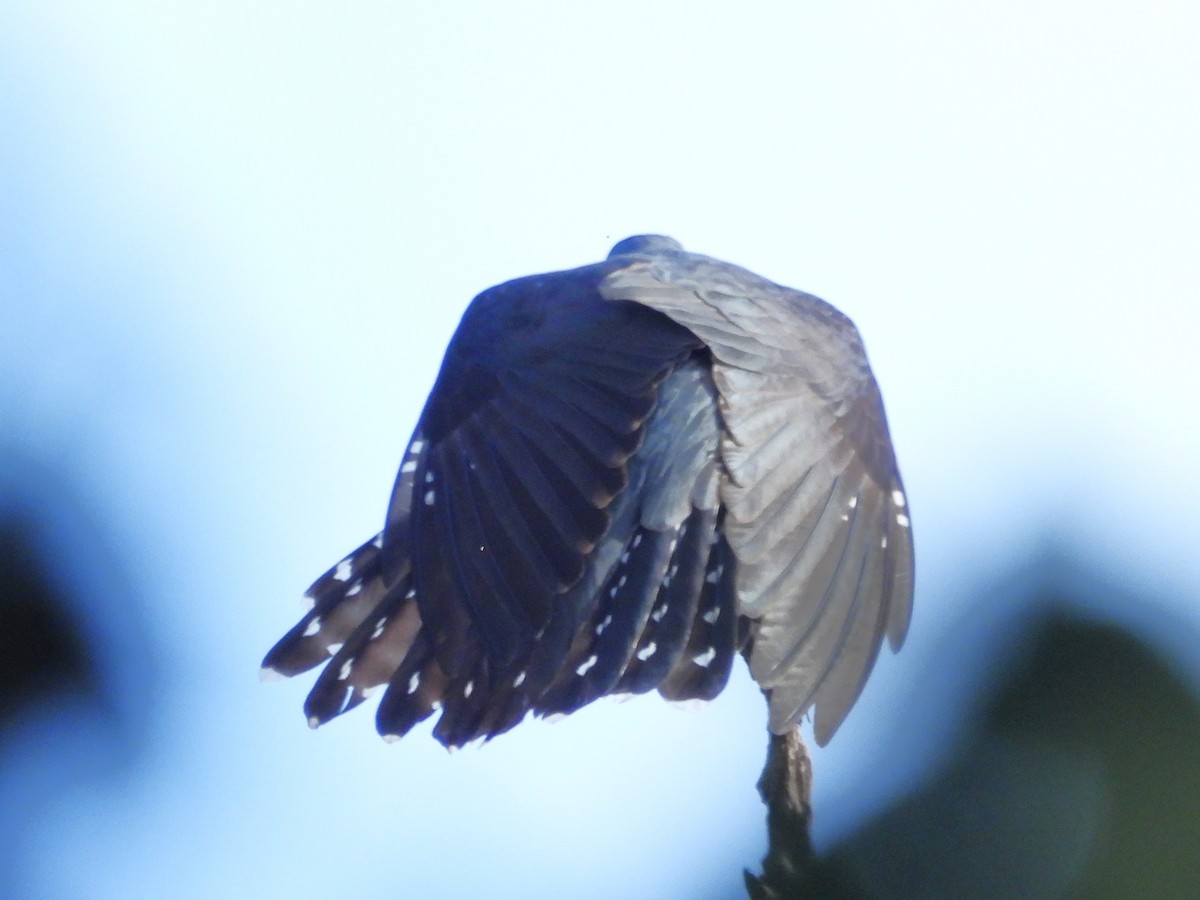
[401,460,417,473]
[881,536,888,549]
[382,733,401,743]
[595,614,612,635]
[632,533,643,548]
[410,440,425,454]
[892,490,906,508]
[361,684,380,699]
[334,559,353,582]
[338,660,353,681]
[705,564,724,584]
[702,606,720,624]
[693,647,717,667]
[371,618,387,640]
[303,617,322,637]
[326,642,343,655]
[346,580,363,596]
[406,673,421,694]
[650,603,667,623]
[636,642,657,661]
[372,534,384,549]
[424,490,435,505]
[576,655,598,676]
[463,680,474,698]
[424,471,435,484]
[896,513,910,528]
[513,671,527,687]
[848,496,858,508]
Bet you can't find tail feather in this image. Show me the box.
[303,574,420,727]
[658,527,739,703]
[536,523,675,716]
[261,533,389,679]
[375,631,447,742]
[617,504,716,694]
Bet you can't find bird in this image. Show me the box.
[261,235,913,749]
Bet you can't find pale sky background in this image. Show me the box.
[1,3,1198,899]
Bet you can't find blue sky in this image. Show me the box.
[2,3,1198,898]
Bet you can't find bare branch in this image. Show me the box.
[745,725,817,899]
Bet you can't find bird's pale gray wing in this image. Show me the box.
[601,253,913,745]
[389,266,701,682]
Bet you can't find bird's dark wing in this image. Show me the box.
[384,265,703,694]
[264,263,716,746]
[601,251,914,745]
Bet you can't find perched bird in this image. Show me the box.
[262,236,913,748]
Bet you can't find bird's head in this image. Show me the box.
[607,235,683,258]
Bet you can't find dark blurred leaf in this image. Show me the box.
[0,520,98,724]
[825,609,1200,899]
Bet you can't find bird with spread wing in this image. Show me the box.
[262,235,913,749]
